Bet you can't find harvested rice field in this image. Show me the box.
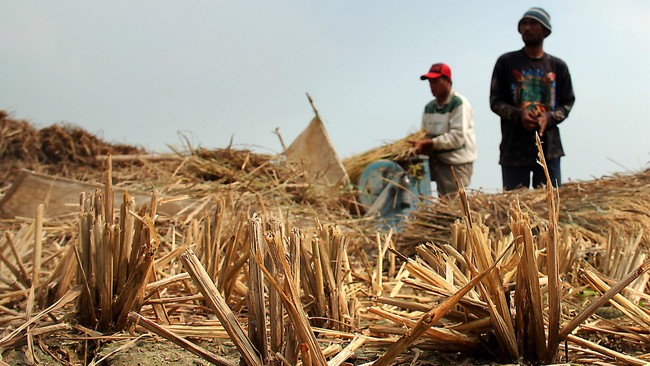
[0,112,648,365]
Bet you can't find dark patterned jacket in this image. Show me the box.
[490,48,575,166]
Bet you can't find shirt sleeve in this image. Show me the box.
[490,56,521,124]
[548,59,576,127]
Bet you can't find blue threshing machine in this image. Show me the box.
[357,156,431,229]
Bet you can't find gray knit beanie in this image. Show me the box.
[519,7,552,36]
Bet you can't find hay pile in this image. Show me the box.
[0,111,43,164]
[39,123,143,165]
[399,169,650,259]
[0,112,145,185]
[0,111,353,222]
[376,182,650,365]
[342,131,425,185]
[0,116,649,365]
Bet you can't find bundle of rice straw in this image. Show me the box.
[342,131,425,186]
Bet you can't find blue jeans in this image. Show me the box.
[501,158,561,190]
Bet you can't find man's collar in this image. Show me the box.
[437,90,455,106]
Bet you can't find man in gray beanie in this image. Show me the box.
[489,7,575,190]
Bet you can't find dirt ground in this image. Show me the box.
[0,335,532,366]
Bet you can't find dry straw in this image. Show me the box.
[1,120,649,364]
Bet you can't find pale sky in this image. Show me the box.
[1,1,649,192]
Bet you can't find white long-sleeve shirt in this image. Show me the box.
[421,90,477,165]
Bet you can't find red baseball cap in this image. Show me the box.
[420,63,452,80]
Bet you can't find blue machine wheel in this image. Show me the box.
[358,159,404,209]
[358,157,432,230]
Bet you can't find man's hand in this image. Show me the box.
[521,109,539,131]
[410,138,433,155]
[536,112,548,136]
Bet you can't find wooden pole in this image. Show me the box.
[306,93,320,120]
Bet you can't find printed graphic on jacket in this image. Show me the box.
[511,68,556,115]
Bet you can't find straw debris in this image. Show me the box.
[0,117,648,365]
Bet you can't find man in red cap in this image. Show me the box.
[412,63,477,198]
[490,7,575,190]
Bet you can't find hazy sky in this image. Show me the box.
[1,1,649,192]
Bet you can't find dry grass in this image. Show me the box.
[0,115,648,365]
[342,131,425,185]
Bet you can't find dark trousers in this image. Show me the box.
[501,158,561,191]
